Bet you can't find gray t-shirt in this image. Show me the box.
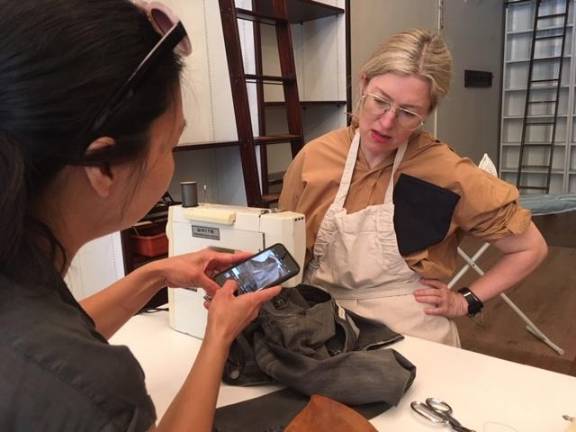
[0,273,156,431]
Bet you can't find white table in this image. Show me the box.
[110,312,576,432]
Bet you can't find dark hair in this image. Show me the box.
[0,0,183,284]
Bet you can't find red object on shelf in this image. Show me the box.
[130,223,168,258]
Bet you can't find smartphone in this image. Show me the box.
[213,243,300,295]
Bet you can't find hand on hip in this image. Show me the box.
[413,279,468,318]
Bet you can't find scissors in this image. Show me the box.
[411,398,476,432]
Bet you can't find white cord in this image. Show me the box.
[483,421,520,432]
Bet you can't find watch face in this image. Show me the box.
[459,288,483,316]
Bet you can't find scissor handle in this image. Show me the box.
[410,401,448,424]
[426,398,453,414]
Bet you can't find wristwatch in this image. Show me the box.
[457,287,484,317]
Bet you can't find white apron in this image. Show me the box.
[304,131,460,346]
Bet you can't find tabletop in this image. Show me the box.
[110,311,576,432]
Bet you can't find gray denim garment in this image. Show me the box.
[218,285,415,430]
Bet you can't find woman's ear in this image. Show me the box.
[84,137,116,198]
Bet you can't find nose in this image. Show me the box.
[378,108,397,129]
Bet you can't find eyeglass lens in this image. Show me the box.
[365,95,422,129]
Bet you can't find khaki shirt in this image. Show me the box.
[279,127,531,280]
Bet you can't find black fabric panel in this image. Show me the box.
[213,388,390,432]
[393,174,460,255]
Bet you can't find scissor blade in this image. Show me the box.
[451,424,476,432]
[444,412,475,432]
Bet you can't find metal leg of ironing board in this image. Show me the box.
[453,246,565,356]
[448,243,491,289]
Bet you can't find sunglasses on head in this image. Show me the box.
[88,1,191,136]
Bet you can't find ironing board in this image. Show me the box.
[448,155,576,355]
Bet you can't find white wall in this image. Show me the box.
[437,0,505,163]
[262,11,348,176]
[169,0,237,144]
[65,233,125,300]
[350,0,440,104]
[350,0,504,162]
[163,0,255,206]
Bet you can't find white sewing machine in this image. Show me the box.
[166,203,306,339]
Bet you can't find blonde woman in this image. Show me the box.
[279,29,547,346]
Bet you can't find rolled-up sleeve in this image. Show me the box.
[452,159,531,242]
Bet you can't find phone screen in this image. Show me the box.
[214,245,298,295]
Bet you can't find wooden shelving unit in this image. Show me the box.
[264,100,347,107]
[165,0,349,205]
[172,140,240,152]
[121,196,178,310]
[500,0,576,193]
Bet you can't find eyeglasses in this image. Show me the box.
[88,1,192,135]
[361,93,425,130]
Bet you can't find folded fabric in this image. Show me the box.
[223,284,416,407]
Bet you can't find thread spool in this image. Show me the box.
[181,181,199,208]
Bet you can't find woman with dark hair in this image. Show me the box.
[0,1,280,430]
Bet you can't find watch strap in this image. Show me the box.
[457,287,484,317]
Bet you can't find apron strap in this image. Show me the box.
[323,130,409,208]
[331,131,361,209]
[384,140,408,204]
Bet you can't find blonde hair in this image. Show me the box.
[354,29,452,123]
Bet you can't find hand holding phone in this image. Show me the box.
[213,243,300,295]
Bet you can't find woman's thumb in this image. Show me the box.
[253,285,282,304]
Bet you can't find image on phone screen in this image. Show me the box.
[214,244,299,295]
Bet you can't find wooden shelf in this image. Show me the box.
[253,0,344,23]
[261,193,280,204]
[236,7,287,24]
[173,140,239,152]
[255,134,301,144]
[265,99,347,107]
[172,135,303,153]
